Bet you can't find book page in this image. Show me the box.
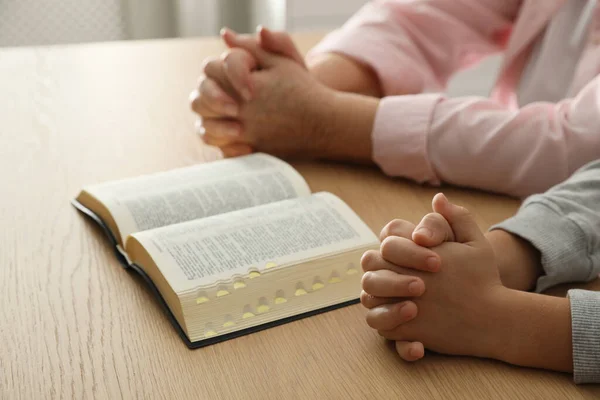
[128,192,379,293]
[84,154,310,244]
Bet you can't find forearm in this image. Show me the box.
[307,53,383,97]
[493,289,572,373]
[486,230,543,291]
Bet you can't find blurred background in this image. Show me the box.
[0,0,369,47]
[0,0,500,96]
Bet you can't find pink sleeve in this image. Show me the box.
[307,0,519,95]
[373,76,600,197]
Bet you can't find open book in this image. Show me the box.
[73,154,379,348]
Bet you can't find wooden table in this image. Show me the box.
[2,33,599,400]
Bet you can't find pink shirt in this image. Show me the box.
[309,0,600,197]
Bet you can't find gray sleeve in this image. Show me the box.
[491,159,600,383]
[569,289,600,383]
[492,159,600,293]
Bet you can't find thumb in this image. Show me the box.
[431,193,485,245]
[258,27,306,68]
[221,27,276,68]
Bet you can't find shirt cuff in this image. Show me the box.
[371,94,442,184]
[568,289,600,384]
[491,199,592,293]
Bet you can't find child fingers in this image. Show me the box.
[379,219,416,241]
[432,193,486,244]
[190,77,239,118]
[361,250,391,272]
[360,291,402,309]
[362,270,425,298]
[380,236,441,272]
[366,301,418,331]
[361,250,430,277]
[395,341,425,362]
[222,48,258,101]
[412,212,455,248]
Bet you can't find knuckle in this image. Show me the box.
[198,77,211,92]
[360,291,371,307]
[360,250,378,271]
[456,205,471,218]
[380,236,399,259]
[401,301,418,321]
[422,212,442,225]
[380,219,416,241]
[361,271,375,291]
[201,57,220,73]
[197,77,212,97]
[190,95,202,112]
[365,311,379,329]
[221,49,239,64]
[381,219,405,238]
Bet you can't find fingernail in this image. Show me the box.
[194,119,205,135]
[241,88,252,102]
[408,281,422,296]
[416,227,433,238]
[224,103,238,117]
[426,256,439,271]
[410,347,421,358]
[188,89,199,103]
[256,25,264,33]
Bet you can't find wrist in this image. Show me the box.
[311,88,378,164]
[490,289,573,372]
[477,285,517,360]
[486,230,543,291]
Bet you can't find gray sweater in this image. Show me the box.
[493,159,600,384]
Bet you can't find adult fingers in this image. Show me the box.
[201,117,242,139]
[220,143,254,158]
[190,77,239,118]
[222,48,258,101]
[258,26,306,67]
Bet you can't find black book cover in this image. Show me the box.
[72,200,359,349]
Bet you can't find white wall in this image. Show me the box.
[174,0,220,37]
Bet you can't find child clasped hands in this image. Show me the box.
[361,194,573,373]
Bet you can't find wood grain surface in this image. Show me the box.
[2,33,599,399]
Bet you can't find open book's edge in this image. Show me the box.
[181,297,360,349]
[72,199,361,349]
[71,199,130,269]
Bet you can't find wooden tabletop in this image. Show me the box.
[2,33,599,399]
